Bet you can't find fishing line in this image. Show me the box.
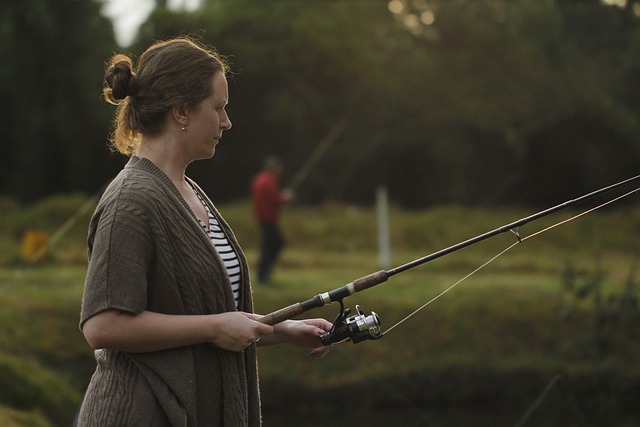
[255,175,639,347]
[288,120,347,192]
[383,241,519,336]
[381,186,640,337]
[0,193,100,298]
[29,194,99,263]
[514,374,588,427]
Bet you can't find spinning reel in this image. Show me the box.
[320,300,382,345]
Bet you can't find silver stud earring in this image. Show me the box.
[181,126,186,132]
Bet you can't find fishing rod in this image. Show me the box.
[259,174,640,345]
[287,120,347,193]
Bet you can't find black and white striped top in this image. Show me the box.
[193,190,241,309]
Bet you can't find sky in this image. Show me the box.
[102,0,201,46]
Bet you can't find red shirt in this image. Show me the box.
[251,170,285,222]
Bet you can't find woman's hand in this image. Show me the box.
[254,317,334,357]
[209,312,275,352]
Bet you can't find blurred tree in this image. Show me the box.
[0,0,121,202]
[2,0,638,207]
[375,0,640,206]
[134,0,397,203]
[130,0,640,207]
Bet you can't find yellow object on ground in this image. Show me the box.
[22,230,50,262]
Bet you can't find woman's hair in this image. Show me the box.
[103,36,229,155]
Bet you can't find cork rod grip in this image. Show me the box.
[259,303,304,326]
[258,271,389,326]
[352,270,389,292]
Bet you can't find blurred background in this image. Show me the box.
[1,0,640,426]
[3,0,639,208]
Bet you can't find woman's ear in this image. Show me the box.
[172,105,189,128]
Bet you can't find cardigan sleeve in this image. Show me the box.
[80,179,155,329]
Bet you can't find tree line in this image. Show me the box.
[2,0,639,208]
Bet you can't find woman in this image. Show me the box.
[78,37,332,426]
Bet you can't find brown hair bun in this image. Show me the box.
[104,55,136,103]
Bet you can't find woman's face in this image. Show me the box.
[186,71,232,160]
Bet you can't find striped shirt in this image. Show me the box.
[193,189,242,309]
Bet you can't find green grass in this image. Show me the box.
[0,194,639,426]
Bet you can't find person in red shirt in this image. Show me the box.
[251,156,292,283]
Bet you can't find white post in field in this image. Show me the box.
[376,186,391,270]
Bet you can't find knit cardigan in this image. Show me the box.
[78,156,261,426]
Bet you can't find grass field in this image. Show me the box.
[0,194,639,426]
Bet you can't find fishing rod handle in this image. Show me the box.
[259,303,305,326]
[257,271,389,326]
[352,270,389,291]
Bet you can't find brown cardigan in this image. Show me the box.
[78,156,260,426]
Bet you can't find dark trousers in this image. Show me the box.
[258,222,285,283]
